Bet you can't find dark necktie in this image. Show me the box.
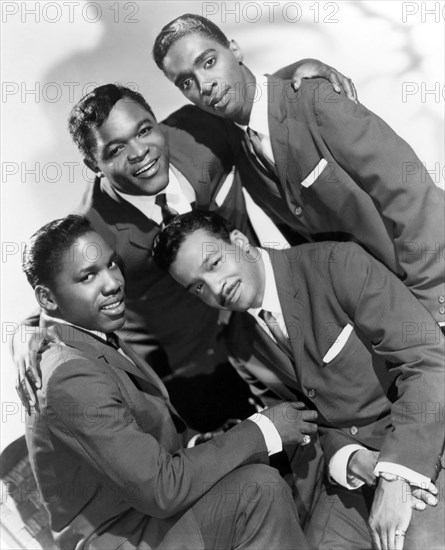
[259,309,294,360]
[247,127,277,177]
[155,193,179,225]
[106,332,120,350]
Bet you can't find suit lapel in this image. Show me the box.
[100,179,159,251]
[266,75,303,206]
[268,249,306,371]
[53,323,168,398]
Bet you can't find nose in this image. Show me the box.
[203,274,222,300]
[199,78,217,97]
[102,269,122,295]
[128,139,148,162]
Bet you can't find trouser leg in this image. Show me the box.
[191,463,309,549]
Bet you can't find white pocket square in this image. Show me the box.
[301,158,328,188]
[323,323,354,363]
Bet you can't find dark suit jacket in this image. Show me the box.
[231,242,444,479]
[75,105,249,376]
[25,323,268,549]
[237,76,445,323]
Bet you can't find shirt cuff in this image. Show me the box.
[329,444,367,489]
[247,413,283,456]
[374,462,432,487]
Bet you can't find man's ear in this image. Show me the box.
[35,285,58,312]
[229,40,244,64]
[83,157,102,177]
[229,229,249,248]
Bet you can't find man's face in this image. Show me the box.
[162,34,254,124]
[90,99,170,195]
[169,229,264,311]
[49,231,126,333]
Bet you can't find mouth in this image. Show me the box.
[100,297,125,316]
[220,280,241,307]
[210,88,231,110]
[134,157,160,177]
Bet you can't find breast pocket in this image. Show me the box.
[301,158,329,189]
[322,323,354,364]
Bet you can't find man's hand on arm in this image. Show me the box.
[12,322,61,414]
[273,58,358,102]
[254,401,318,450]
[11,325,43,414]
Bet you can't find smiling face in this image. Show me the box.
[162,34,255,124]
[168,228,265,311]
[47,231,126,333]
[89,99,170,195]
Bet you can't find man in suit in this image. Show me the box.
[153,211,445,550]
[153,13,445,330]
[22,214,318,549]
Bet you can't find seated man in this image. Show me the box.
[22,214,318,550]
[153,211,445,550]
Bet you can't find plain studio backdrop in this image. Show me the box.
[1,1,444,454]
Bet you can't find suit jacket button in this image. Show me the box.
[294,206,303,217]
[439,296,445,304]
[439,307,445,315]
[350,426,359,436]
[308,389,316,399]
[206,347,215,356]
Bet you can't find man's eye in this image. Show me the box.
[194,282,204,295]
[204,57,216,69]
[180,78,192,91]
[139,127,151,137]
[109,259,118,269]
[81,273,95,283]
[211,258,220,270]
[109,145,124,158]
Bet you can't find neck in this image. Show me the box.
[251,246,266,308]
[232,67,256,125]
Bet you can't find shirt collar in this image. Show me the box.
[248,247,281,318]
[41,311,107,342]
[113,165,193,219]
[236,74,270,138]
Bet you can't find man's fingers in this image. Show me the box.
[292,77,302,91]
[300,409,318,422]
[301,421,318,434]
[370,529,383,550]
[16,380,30,415]
[412,499,427,511]
[350,80,359,103]
[410,487,438,506]
[46,324,62,343]
[328,71,342,94]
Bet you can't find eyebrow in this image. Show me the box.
[76,250,117,276]
[101,119,153,156]
[173,49,216,87]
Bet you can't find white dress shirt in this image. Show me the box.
[115,165,195,225]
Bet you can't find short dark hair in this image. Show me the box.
[22,215,93,289]
[68,84,155,166]
[153,210,234,271]
[153,13,230,71]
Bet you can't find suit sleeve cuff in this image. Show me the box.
[329,444,367,489]
[374,462,432,487]
[247,413,283,456]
